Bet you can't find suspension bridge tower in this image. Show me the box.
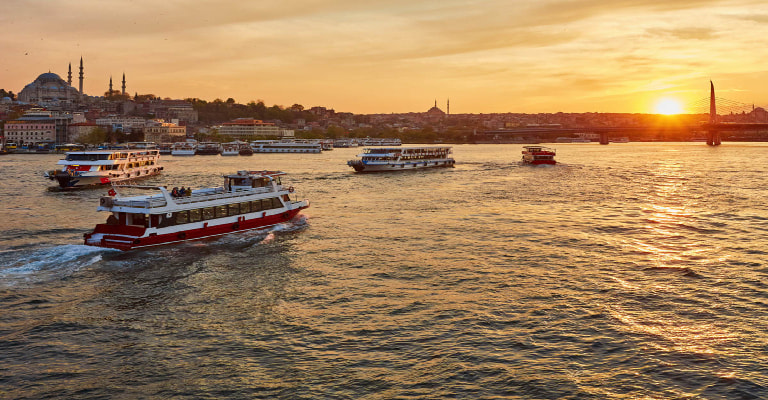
[707,81,722,146]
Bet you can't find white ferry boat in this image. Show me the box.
[195,142,222,155]
[171,141,196,156]
[347,146,455,172]
[84,170,310,251]
[522,145,556,165]
[359,138,402,146]
[45,149,163,189]
[250,140,322,153]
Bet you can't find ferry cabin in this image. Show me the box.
[347,146,455,172]
[85,171,308,250]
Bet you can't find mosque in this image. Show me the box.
[17,57,127,106]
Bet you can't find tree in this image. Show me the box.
[0,89,15,100]
[80,127,108,145]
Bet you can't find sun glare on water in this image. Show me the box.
[655,98,683,115]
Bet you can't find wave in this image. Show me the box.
[0,244,117,285]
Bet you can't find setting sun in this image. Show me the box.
[655,98,683,115]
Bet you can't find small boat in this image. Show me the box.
[45,149,163,189]
[238,143,254,156]
[83,170,310,250]
[521,145,556,165]
[221,142,241,156]
[347,146,455,172]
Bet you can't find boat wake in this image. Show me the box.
[0,244,117,286]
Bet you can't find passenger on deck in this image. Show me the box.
[172,187,179,197]
[179,187,187,196]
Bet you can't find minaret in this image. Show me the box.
[109,76,113,94]
[67,63,72,86]
[121,73,126,95]
[447,98,450,115]
[78,57,84,95]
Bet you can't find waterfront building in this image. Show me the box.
[95,115,147,132]
[144,120,187,143]
[218,118,294,139]
[4,109,73,146]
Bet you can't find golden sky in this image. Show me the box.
[2,0,768,114]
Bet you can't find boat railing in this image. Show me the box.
[170,186,276,206]
[111,185,278,209]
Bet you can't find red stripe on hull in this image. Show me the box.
[85,209,305,251]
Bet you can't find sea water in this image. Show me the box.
[1,143,767,398]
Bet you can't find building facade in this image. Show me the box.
[218,118,294,138]
[4,109,73,145]
[67,122,99,143]
[144,121,187,143]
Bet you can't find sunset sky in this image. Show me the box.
[2,0,768,114]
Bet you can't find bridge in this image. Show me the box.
[476,81,768,145]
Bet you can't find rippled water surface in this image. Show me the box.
[1,143,767,399]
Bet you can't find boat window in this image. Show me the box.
[228,203,239,215]
[261,199,273,210]
[105,213,119,225]
[251,200,263,212]
[189,208,202,223]
[158,214,174,228]
[272,197,283,208]
[175,211,189,224]
[131,213,147,227]
[215,205,228,218]
[202,207,215,220]
[239,201,251,214]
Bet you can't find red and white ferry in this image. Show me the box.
[521,145,556,165]
[84,170,309,251]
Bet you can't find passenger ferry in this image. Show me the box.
[158,143,174,155]
[171,141,196,156]
[250,140,322,153]
[521,145,556,165]
[195,142,222,155]
[347,146,455,172]
[45,148,163,189]
[83,170,309,250]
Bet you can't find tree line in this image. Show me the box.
[185,98,318,124]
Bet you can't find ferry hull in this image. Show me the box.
[84,208,306,251]
[51,168,163,189]
[349,160,455,172]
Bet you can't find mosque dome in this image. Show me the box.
[36,72,65,84]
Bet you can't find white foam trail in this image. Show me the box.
[1,245,115,277]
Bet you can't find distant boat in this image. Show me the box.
[195,142,222,155]
[521,145,556,165]
[347,146,455,172]
[171,141,196,156]
[45,148,163,189]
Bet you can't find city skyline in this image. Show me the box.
[3,1,768,114]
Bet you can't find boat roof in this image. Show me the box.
[364,146,451,151]
[223,170,286,178]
